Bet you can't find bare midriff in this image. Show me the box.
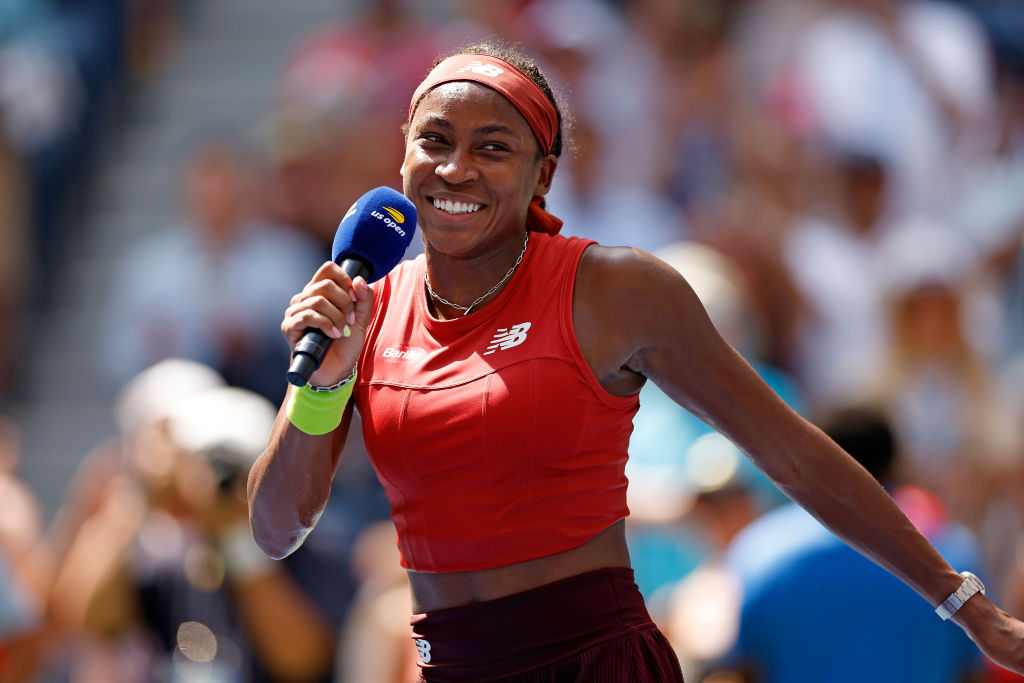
[407,519,631,613]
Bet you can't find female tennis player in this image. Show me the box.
[248,42,1024,682]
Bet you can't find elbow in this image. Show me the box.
[249,515,303,560]
[246,461,322,560]
[249,502,320,560]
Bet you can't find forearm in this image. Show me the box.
[783,420,1020,666]
[674,345,1023,672]
[670,336,966,606]
[752,413,963,605]
[247,393,350,559]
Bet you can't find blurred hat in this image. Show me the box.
[166,386,277,467]
[115,359,225,437]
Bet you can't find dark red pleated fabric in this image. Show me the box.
[410,567,684,683]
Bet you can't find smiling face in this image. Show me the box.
[401,81,557,259]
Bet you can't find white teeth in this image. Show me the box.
[433,198,482,215]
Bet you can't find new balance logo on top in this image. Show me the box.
[484,322,531,355]
[456,61,505,77]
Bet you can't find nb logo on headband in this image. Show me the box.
[457,61,505,78]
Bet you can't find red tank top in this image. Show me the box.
[354,233,638,572]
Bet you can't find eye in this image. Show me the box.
[419,132,448,145]
[480,142,510,152]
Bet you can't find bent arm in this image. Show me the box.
[248,263,374,559]
[247,401,352,559]
[576,246,1024,672]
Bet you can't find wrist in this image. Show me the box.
[286,367,357,435]
[307,364,358,392]
[936,570,987,621]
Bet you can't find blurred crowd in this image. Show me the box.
[2,0,1024,681]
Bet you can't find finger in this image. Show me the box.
[312,261,357,289]
[312,264,368,322]
[304,277,354,310]
[283,296,349,342]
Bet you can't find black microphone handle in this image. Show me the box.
[286,257,371,387]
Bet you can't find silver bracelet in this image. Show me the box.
[307,365,358,393]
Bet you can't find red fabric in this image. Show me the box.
[987,661,1024,682]
[408,54,559,155]
[527,198,563,235]
[355,233,638,572]
[411,568,684,682]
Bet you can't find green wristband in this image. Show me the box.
[285,372,356,435]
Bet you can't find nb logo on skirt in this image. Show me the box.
[415,638,432,663]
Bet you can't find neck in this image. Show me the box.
[424,231,530,318]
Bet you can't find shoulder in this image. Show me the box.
[575,243,704,328]
[570,243,710,391]
[577,243,677,290]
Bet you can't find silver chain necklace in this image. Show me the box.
[424,231,530,316]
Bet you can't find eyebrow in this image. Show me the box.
[417,115,519,137]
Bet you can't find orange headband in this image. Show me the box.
[408,54,559,156]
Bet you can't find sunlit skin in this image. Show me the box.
[248,71,1024,674]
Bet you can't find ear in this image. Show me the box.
[532,154,558,201]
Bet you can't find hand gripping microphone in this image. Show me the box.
[286,186,417,387]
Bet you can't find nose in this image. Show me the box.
[435,146,477,184]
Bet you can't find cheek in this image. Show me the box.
[400,145,430,179]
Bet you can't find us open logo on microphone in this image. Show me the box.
[372,205,408,237]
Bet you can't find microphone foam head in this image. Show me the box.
[331,186,417,282]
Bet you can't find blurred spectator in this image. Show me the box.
[706,406,986,683]
[0,416,50,682]
[629,0,753,224]
[101,136,321,404]
[522,0,666,192]
[48,361,356,682]
[547,110,687,251]
[264,0,445,249]
[657,434,764,681]
[0,0,127,274]
[335,521,419,683]
[867,222,1022,593]
[124,0,180,80]
[786,0,996,218]
[869,222,1015,517]
[953,59,1024,362]
[0,130,29,404]
[781,148,895,409]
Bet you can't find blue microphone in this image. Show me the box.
[286,186,417,386]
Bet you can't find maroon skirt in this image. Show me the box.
[410,567,684,683]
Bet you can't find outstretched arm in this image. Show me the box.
[247,262,373,559]
[574,245,1024,673]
